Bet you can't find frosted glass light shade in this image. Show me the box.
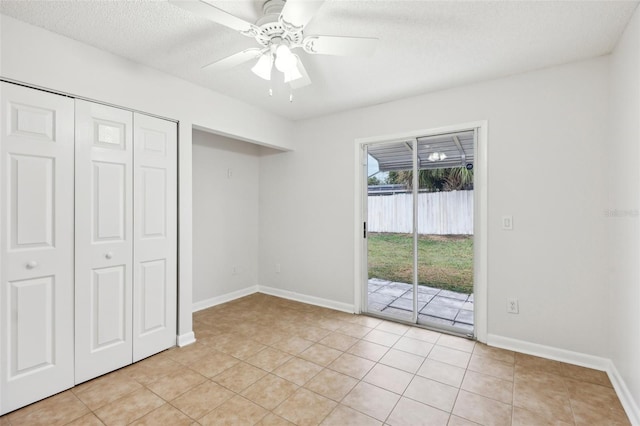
[251,54,273,80]
[275,44,296,73]
[284,56,303,82]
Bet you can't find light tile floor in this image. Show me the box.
[368,279,474,332]
[1,293,630,425]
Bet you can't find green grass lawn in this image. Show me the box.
[367,233,473,294]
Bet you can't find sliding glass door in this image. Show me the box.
[365,141,417,323]
[363,130,476,336]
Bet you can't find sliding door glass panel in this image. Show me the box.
[366,141,415,322]
[415,133,475,335]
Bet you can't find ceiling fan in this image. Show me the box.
[169,0,378,98]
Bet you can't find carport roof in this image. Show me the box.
[368,130,474,171]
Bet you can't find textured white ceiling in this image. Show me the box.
[1,0,638,120]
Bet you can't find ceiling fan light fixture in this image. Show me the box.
[251,53,273,80]
[170,0,381,95]
[284,56,303,82]
[428,152,447,162]
[274,43,296,73]
[284,67,302,83]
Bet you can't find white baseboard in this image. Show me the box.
[258,285,355,314]
[192,285,259,312]
[486,334,610,370]
[177,331,196,347]
[191,284,354,314]
[606,360,640,426]
[487,334,639,425]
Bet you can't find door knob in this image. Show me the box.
[26,260,38,269]
[105,252,113,260]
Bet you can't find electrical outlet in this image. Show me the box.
[275,263,281,274]
[507,298,519,314]
[232,266,239,275]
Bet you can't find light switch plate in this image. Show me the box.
[502,215,513,230]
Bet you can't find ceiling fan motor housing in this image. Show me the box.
[255,0,303,48]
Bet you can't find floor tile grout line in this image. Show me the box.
[4,293,627,425]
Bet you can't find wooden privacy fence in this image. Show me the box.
[368,190,474,235]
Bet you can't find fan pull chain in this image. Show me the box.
[289,85,293,103]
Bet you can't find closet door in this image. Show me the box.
[0,83,75,413]
[132,113,177,361]
[74,100,133,384]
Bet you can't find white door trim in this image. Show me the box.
[353,121,489,343]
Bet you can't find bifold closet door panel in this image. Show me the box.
[74,100,133,384]
[132,113,177,361]
[0,83,75,414]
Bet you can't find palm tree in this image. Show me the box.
[443,166,474,191]
[388,167,473,192]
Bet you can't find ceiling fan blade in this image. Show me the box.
[202,48,263,72]
[169,0,259,36]
[279,0,325,30]
[302,35,378,57]
[289,56,312,89]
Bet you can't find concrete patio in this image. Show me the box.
[367,278,474,333]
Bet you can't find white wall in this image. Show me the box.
[192,130,261,307]
[606,6,640,417]
[259,57,610,357]
[0,16,293,151]
[0,15,294,344]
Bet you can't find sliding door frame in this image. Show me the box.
[361,140,421,325]
[354,121,488,342]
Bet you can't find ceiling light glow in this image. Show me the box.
[428,152,447,162]
[275,44,297,73]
